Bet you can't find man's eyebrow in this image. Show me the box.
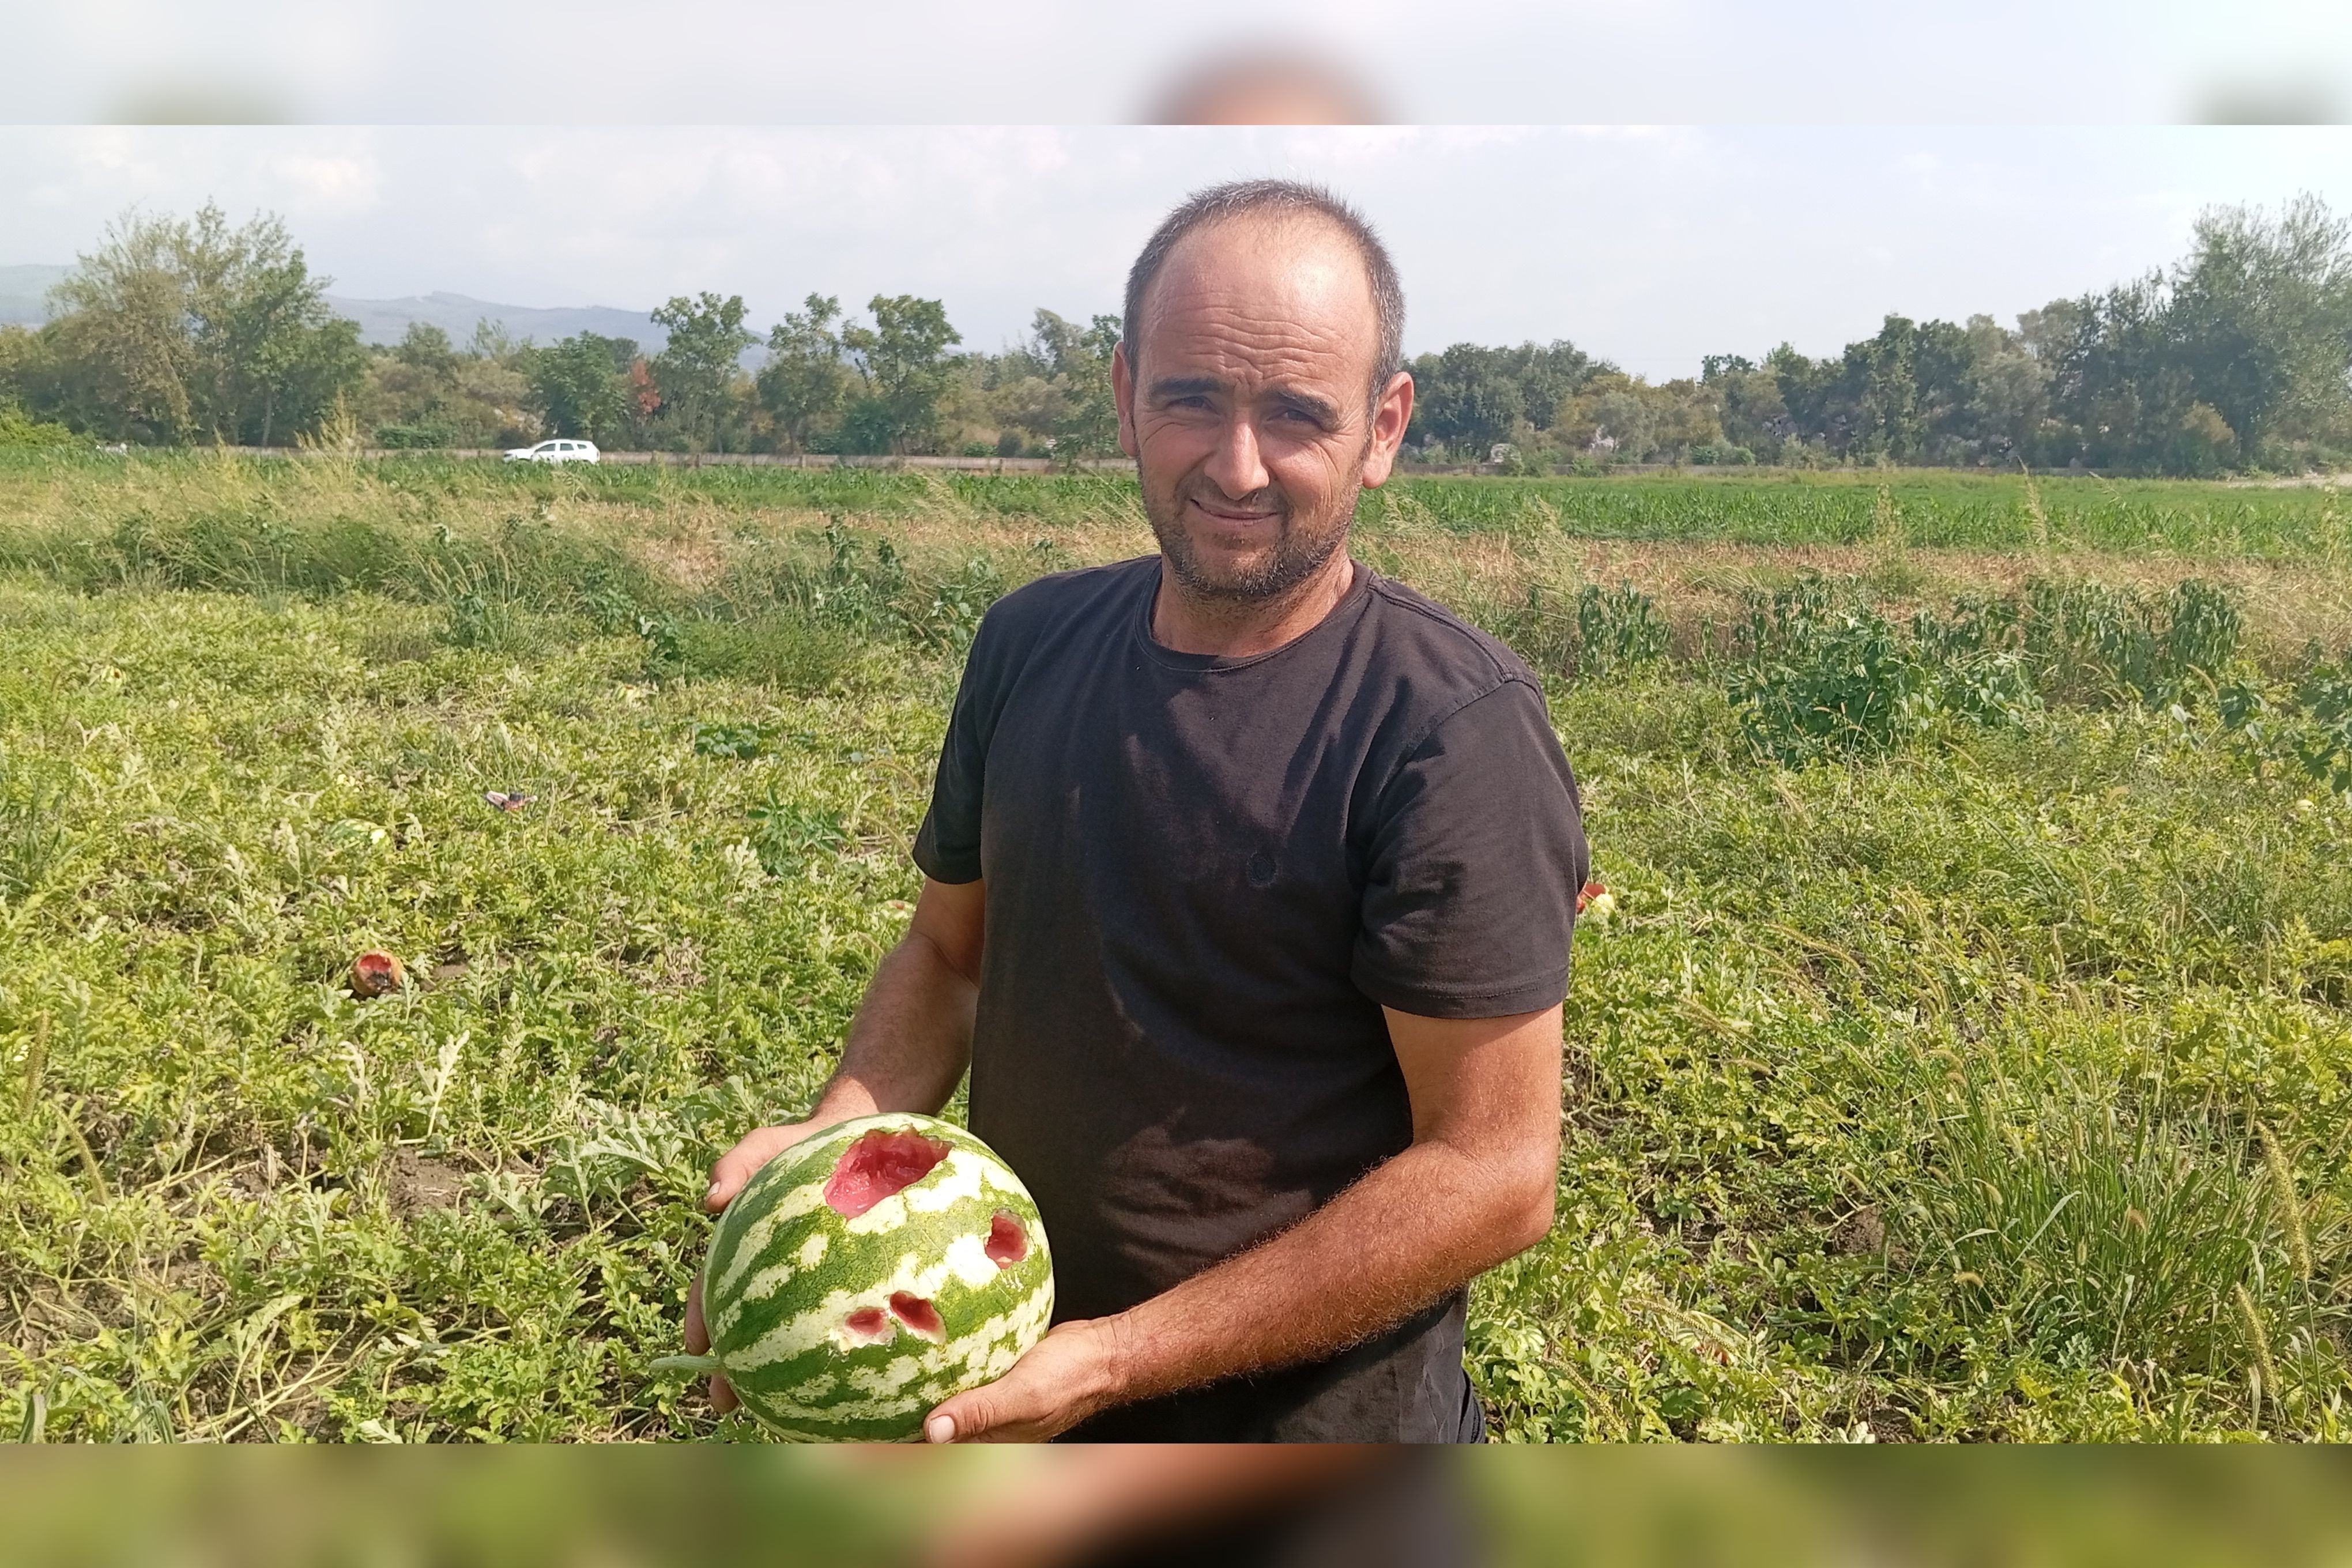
[1147,375,1226,401]
[1145,375,1342,426]
[1266,387,1341,425]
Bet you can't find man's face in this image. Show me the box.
[1115,218,1413,606]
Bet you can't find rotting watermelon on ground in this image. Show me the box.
[654,1113,1054,1442]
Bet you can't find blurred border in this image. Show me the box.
[3,1448,2350,1568]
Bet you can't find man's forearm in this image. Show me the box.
[1099,1134,1555,1407]
[806,928,978,1122]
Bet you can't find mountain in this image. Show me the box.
[0,269,670,352]
[323,291,668,352]
[0,265,71,326]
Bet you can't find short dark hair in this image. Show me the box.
[1122,179,1405,410]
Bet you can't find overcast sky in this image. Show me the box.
[6,125,2350,378]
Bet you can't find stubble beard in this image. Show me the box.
[1143,465,1363,612]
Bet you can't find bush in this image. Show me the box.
[375,421,459,450]
[1731,595,1940,763]
[1575,583,1670,680]
[1729,575,2043,763]
[0,405,74,448]
[1489,581,1669,682]
[2221,658,2352,794]
[2018,578,2244,706]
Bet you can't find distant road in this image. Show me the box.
[154,448,1603,477]
[217,448,1132,472]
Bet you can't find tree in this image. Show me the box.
[361,317,542,449]
[1712,362,1792,457]
[1959,314,2050,462]
[43,211,196,442]
[650,292,755,451]
[1408,343,1526,455]
[756,294,850,452]
[2034,276,2193,472]
[395,322,459,380]
[530,331,636,443]
[2166,195,2352,466]
[37,202,363,446]
[840,294,962,454]
[1028,308,1121,457]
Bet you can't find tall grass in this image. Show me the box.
[7,447,2350,559]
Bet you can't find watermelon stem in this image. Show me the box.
[648,1354,722,1378]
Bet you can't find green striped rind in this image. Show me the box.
[699,1113,1054,1442]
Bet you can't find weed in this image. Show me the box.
[0,752,71,902]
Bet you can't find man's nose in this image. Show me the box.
[1202,414,1271,500]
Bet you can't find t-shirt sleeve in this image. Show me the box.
[911,607,1015,885]
[1352,679,1589,1019]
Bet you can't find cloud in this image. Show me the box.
[270,154,380,210]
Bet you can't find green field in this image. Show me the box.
[1,452,2347,1442]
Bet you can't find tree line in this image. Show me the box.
[0,205,1121,461]
[1410,194,2352,476]
[4,195,2347,475]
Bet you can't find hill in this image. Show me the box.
[0,265,70,326]
[323,291,666,350]
[0,266,669,351]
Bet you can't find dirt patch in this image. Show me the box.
[386,1149,468,1218]
[1829,1206,1887,1257]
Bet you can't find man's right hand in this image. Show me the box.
[704,1121,820,1212]
[684,1120,821,1415]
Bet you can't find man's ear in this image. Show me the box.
[1361,371,1415,489]
[1113,342,1140,459]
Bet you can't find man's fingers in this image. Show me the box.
[925,1388,988,1443]
[679,1275,737,1412]
[704,1140,762,1211]
[705,1123,804,1211]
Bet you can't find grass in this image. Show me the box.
[0,450,2347,1442]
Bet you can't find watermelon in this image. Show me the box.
[656,1113,1054,1441]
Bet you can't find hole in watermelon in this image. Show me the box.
[888,1292,944,1341]
[985,1211,1028,1268]
[823,1129,952,1218]
[842,1306,891,1344]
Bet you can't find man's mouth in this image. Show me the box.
[1186,494,1284,526]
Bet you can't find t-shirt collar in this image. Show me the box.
[1133,555,1377,673]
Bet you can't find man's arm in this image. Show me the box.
[924,1002,1563,1442]
[683,874,984,1411]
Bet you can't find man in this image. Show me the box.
[685,179,1588,1442]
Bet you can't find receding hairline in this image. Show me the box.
[1122,180,1405,409]
[1138,209,1378,340]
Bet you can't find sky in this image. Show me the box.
[5,124,2350,379]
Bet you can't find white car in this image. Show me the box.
[503,438,600,464]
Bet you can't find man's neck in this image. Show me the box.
[1150,551,1358,659]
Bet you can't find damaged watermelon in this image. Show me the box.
[655,1113,1053,1441]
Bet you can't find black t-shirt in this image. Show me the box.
[912,554,1588,1441]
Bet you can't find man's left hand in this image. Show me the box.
[924,1319,1128,1443]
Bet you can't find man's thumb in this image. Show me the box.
[706,1132,780,1210]
[924,1393,980,1443]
